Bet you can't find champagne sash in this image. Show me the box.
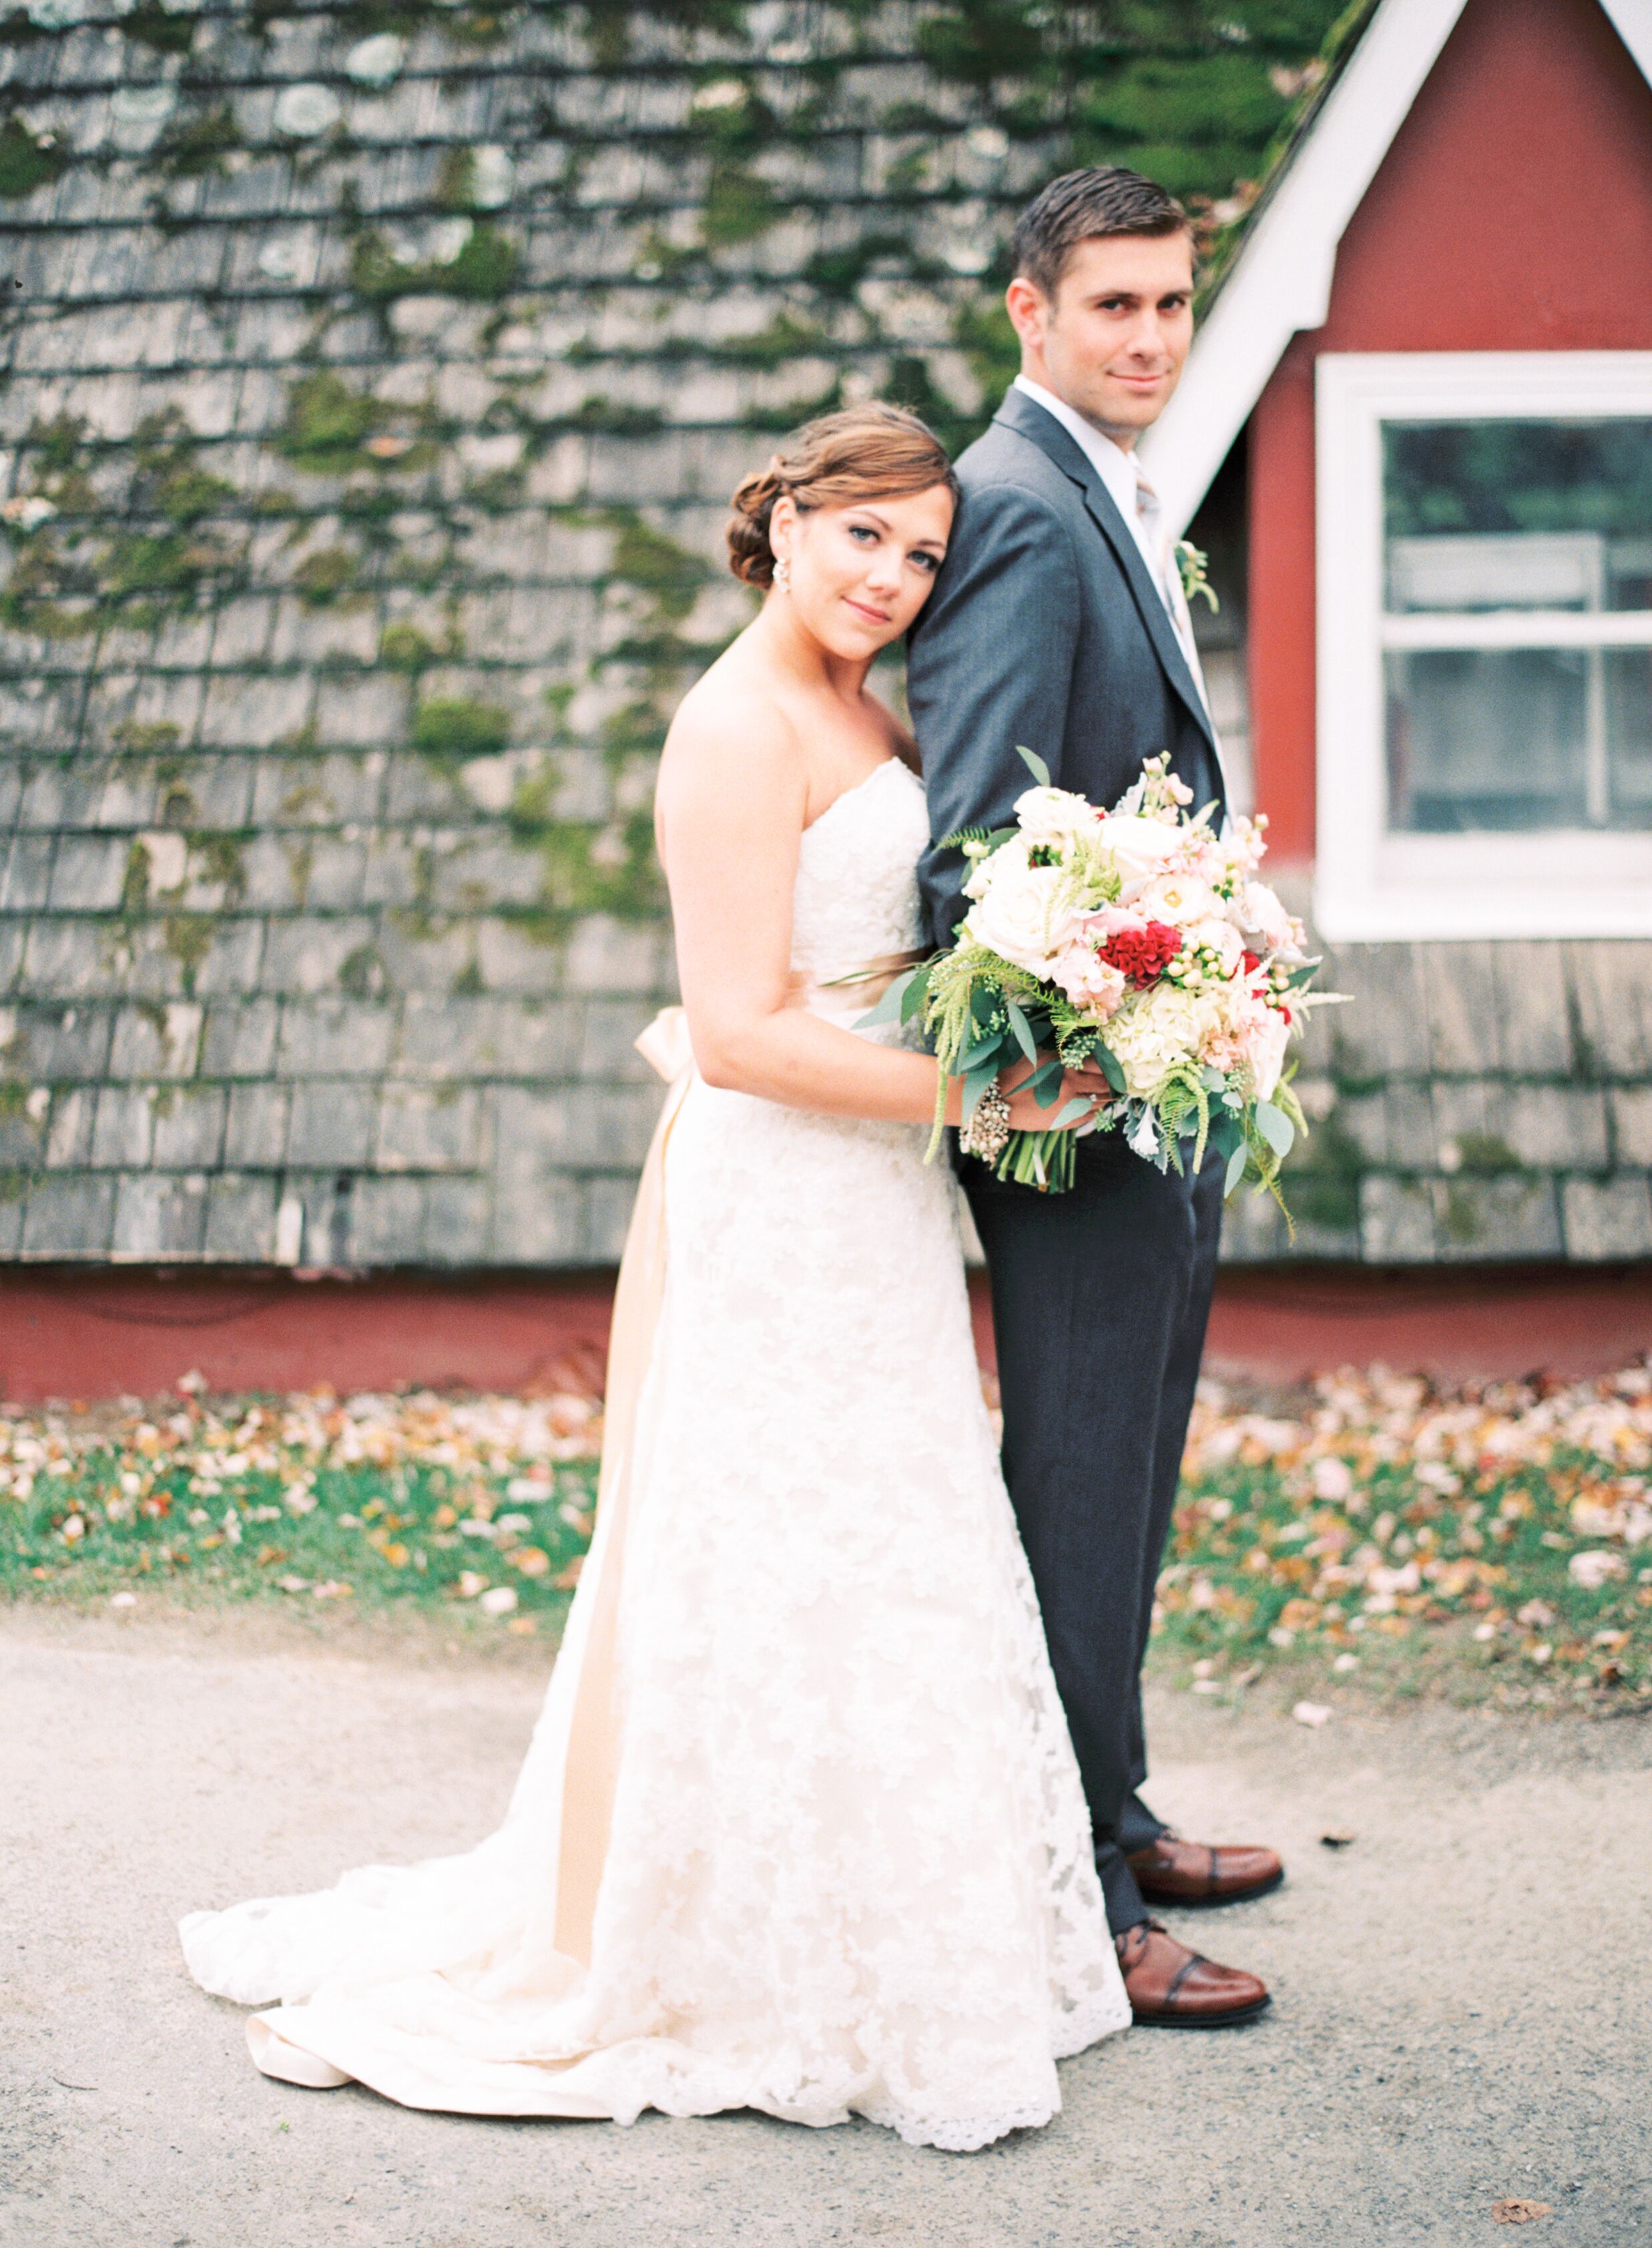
[551,950,926,1963]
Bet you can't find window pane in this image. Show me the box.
[1387,647,1652,832]
[1384,419,1652,612]
[1609,649,1652,818]
[1387,648,1584,830]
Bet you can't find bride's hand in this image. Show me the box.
[1001,1059,1110,1134]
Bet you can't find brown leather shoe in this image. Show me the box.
[1127,1830,1284,1908]
[1115,1920,1271,2028]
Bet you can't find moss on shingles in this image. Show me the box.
[411,696,511,769]
[338,942,387,997]
[162,913,215,993]
[605,511,712,627]
[187,833,248,902]
[274,372,386,475]
[0,115,65,200]
[123,0,197,52]
[101,527,228,604]
[1448,1131,1526,1178]
[292,545,365,607]
[380,623,438,671]
[350,224,522,305]
[154,104,241,181]
[701,156,779,246]
[506,757,665,937]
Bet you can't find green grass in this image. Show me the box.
[0,1390,599,1640]
[5,1366,1650,1706]
[1151,1368,1652,1713]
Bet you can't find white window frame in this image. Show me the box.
[1314,350,1652,940]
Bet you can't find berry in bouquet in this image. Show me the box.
[866,750,1341,1207]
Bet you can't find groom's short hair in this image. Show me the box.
[1011,168,1190,298]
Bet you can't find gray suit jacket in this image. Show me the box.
[908,384,1224,950]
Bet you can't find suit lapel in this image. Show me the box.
[993,392,1217,756]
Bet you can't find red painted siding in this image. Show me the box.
[1248,0,1652,858]
[3,1264,1648,1402]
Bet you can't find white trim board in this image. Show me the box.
[1137,0,1652,539]
[1312,349,1652,942]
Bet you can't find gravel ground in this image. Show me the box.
[3,1603,1649,2248]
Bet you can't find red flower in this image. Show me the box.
[1242,949,1262,976]
[1099,920,1182,989]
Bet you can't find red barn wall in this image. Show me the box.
[1248,0,1652,860]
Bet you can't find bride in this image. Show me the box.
[180,403,1129,2152]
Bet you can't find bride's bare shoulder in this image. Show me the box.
[658,663,807,828]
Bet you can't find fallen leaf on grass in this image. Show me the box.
[1292,1701,1331,1727]
[1492,2199,1550,2224]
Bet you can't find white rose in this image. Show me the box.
[1097,814,1185,886]
[1137,870,1219,928]
[962,844,1070,974]
[1015,784,1093,847]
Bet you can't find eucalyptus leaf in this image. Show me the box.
[960,1027,1008,1073]
[1048,1095,1096,1129]
[1254,1100,1295,1158]
[1225,1141,1250,1196]
[900,960,934,1021]
[1003,996,1037,1066]
[1008,1055,1062,1099]
[960,1061,1000,1127]
[1092,1043,1127,1095]
[855,968,916,1029]
[1015,744,1051,787]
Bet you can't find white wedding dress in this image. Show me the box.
[180,756,1128,2151]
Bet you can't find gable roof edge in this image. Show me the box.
[1139,0,1652,537]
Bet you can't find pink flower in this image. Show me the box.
[1051,927,1128,1017]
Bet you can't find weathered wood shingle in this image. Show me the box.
[1,1,1643,1267]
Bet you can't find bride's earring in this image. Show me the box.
[774,555,791,594]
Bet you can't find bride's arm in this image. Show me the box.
[655,708,1084,1129]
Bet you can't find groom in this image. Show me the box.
[910,168,1281,2026]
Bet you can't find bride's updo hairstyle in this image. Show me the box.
[726,402,958,588]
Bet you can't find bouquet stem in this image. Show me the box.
[993,1127,1077,1193]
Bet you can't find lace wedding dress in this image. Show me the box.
[180,756,1128,2151]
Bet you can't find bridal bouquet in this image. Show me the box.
[870,751,1333,1206]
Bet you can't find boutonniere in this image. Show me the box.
[1175,539,1219,613]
